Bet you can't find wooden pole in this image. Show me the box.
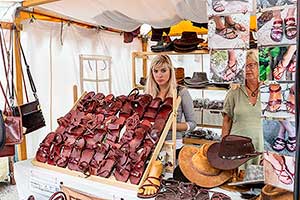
[14,11,27,161]
[141,37,148,78]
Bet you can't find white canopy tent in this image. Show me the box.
[37,0,208,31]
[0,0,217,159]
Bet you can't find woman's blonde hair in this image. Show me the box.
[145,55,177,97]
[247,49,258,64]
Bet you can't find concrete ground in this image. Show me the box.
[0,182,19,200]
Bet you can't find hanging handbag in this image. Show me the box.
[0,82,23,145]
[12,41,46,134]
[0,110,15,157]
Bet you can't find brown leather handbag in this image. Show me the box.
[12,42,45,134]
[0,109,15,157]
[0,82,23,147]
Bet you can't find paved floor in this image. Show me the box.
[0,182,19,200]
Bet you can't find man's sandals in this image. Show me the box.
[225,21,246,32]
[215,28,238,40]
[212,1,225,12]
[267,84,282,112]
[272,137,286,152]
[285,17,297,40]
[270,19,283,42]
[223,60,237,81]
[286,136,297,152]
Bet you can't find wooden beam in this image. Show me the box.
[0,21,14,30]
[22,0,61,7]
[19,8,122,33]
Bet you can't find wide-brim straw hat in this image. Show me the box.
[256,185,293,200]
[178,143,233,188]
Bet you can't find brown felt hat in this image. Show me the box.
[173,31,204,47]
[178,144,233,188]
[207,135,262,170]
[184,72,209,85]
[256,185,293,200]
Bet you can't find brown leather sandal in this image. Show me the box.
[267,85,282,112]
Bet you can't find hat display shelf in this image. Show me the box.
[132,50,227,146]
[32,90,181,191]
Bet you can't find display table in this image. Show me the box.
[15,159,245,200]
[14,159,139,200]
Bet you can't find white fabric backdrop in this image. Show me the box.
[39,0,208,31]
[21,20,141,158]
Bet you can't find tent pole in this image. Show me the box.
[14,10,27,161]
[293,0,299,198]
[22,0,61,8]
[142,37,148,78]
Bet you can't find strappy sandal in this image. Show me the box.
[286,136,296,152]
[287,54,296,72]
[284,17,297,40]
[273,60,287,80]
[270,19,283,42]
[286,86,295,114]
[211,192,231,200]
[267,84,282,112]
[212,1,225,12]
[225,21,246,32]
[223,61,237,81]
[272,137,286,152]
[271,153,293,185]
[215,28,238,40]
[137,176,162,198]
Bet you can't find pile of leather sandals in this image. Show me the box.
[36,89,173,184]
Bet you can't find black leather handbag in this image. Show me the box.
[12,42,45,134]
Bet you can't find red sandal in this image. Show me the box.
[267,84,282,112]
[286,85,295,114]
[270,19,283,42]
[273,60,286,80]
[284,17,297,40]
[287,54,296,72]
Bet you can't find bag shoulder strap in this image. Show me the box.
[19,42,38,100]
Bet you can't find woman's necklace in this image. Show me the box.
[245,83,259,97]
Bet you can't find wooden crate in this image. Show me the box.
[32,93,181,191]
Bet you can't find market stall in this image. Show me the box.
[0,0,299,200]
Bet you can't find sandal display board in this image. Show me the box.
[32,90,181,191]
[257,0,298,192]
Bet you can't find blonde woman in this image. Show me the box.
[145,55,196,139]
[222,50,263,154]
